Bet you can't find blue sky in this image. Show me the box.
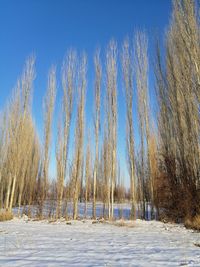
[0,0,172,185]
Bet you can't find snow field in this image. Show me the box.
[0,218,200,266]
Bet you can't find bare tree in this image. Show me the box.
[56,115,63,218]
[155,0,200,219]
[17,115,39,215]
[134,31,153,219]
[56,51,76,218]
[0,57,42,215]
[85,131,92,217]
[41,67,56,216]
[6,57,35,212]
[122,38,136,219]
[25,132,41,216]
[101,119,111,218]
[106,40,118,219]
[72,54,87,220]
[92,50,102,218]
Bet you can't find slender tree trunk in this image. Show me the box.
[5,173,12,210]
[111,142,116,218]
[9,174,16,211]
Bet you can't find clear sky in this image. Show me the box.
[0,0,172,185]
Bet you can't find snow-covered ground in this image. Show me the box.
[0,218,200,266]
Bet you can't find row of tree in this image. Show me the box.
[0,0,199,221]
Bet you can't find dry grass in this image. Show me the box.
[0,210,13,221]
[102,219,135,228]
[48,218,57,223]
[114,221,127,227]
[185,215,200,231]
[114,221,135,228]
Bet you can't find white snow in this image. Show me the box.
[0,218,200,266]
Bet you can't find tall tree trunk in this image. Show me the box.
[93,50,101,218]
[9,174,16,211]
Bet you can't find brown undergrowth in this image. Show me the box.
[0,210,13,221]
